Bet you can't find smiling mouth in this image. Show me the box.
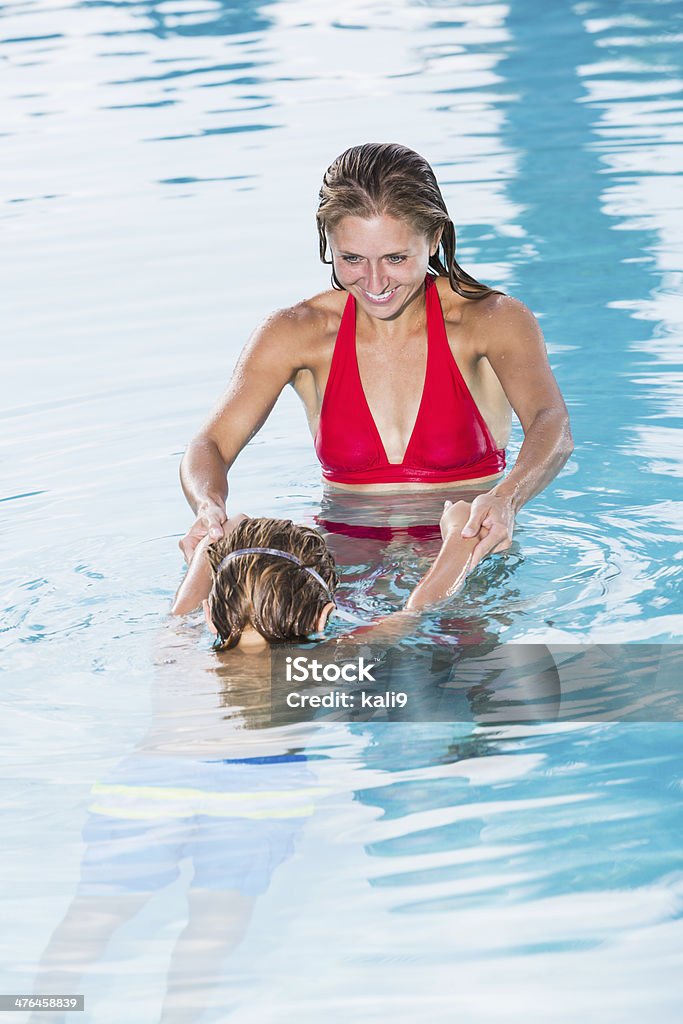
[361,287,397,303]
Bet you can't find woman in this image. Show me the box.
[180,143,573,567]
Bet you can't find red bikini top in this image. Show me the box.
[314,275,506,485]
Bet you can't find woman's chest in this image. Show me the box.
[295,316,507,454]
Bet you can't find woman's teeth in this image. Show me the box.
[363,287,396,303]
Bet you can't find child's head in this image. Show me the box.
[204,517,339,651]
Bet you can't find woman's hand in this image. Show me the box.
[179,502,229,565]
[459,492,515,566]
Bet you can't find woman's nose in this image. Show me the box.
[363,265,390,292]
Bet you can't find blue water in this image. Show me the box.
[2,0,682,1021]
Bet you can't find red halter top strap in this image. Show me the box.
[314,275,506,485]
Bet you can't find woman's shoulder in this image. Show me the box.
[296,285,347,321]
[434,275,536,330]
[257,286,346,355]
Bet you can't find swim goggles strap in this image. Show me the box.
[217,547,335,604]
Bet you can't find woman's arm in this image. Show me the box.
[461,296,573,564]
[179,307,312,563]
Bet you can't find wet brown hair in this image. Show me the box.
[316,142,502,300]
[205,518,339,651]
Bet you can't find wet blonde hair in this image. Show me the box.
[206,518,339,651]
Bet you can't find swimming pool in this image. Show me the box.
[2,0,682,1020]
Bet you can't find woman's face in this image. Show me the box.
[328,214,440,319]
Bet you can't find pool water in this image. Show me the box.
[2,0,682,1021]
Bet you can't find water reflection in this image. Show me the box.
[83,0,278,40]
[488,0,683,636]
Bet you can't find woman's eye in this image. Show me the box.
[339,254,406,264]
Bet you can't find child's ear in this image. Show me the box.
[317,602,335,632]
[202,599,218,635]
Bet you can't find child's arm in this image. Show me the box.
[332,501,483,645]
[171,514,248,616]
[405,500,481,612]
[171,535,214,616]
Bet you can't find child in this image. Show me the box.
[172,500,483,650]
